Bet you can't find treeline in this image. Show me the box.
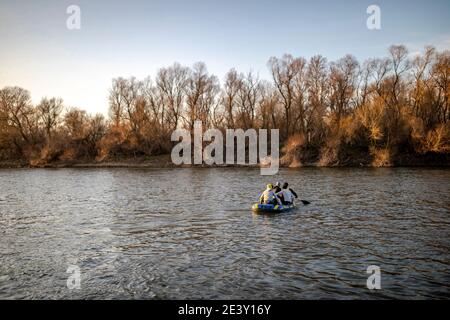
[0,45,449,167]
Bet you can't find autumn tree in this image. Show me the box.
[222,69,241,128]
[0,87,38,157]
[156,63,188,131]
[268,54,307,139]
[329,55,359,126]
[37,97,64,141]
[235,71,261,129]
[305,55,328,144]
[184,62,219,129]
[1,44,448,166]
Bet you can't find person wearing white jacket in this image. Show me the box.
[277,182,298,205]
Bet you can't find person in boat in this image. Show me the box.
[273,181,282,193]
[277,182,298,205]
[259,184,282,205]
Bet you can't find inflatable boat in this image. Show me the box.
[251,203,296,214]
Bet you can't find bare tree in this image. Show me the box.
[329,55,359,126]
[156,63,188,131]
[235,71,261,129]
[410,46,435,124]
[184,62,219,129]
[64,108,88,140]
[431,50,450,124]
[306,55,329,143]
[355,60,373,109]
[268,54,307,138]
[109,77,127,127]
[258,81,279,129]
[0,87,35,144]
[369,57,391,101]
[1,44,449,165]
[389,45,410,108]
[222,69,241,128]
[37,97,64,141]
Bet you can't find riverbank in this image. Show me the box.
[1,152,449,168]
[0,155,174,169]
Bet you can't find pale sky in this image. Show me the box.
[1,0,449,115]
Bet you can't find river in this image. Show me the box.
[0,168,449,299]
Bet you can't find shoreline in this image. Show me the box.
[1,154,449,169]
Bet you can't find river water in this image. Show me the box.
[0,168,449,299]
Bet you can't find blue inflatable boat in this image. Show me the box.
[252,203,296,213]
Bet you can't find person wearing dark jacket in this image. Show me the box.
[273,181,282,193]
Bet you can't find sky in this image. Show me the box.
[0,0,449,115]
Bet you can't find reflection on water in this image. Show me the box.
[0,168,449,299]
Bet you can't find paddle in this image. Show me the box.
[300,200,311,205]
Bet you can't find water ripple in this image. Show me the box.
[0,167,449,299]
